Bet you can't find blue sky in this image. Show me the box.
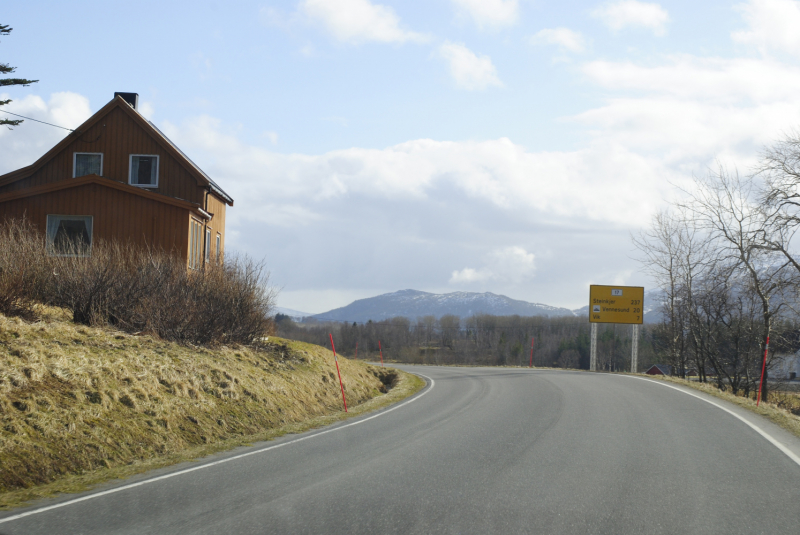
[4,0,800,313]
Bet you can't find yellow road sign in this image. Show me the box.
[589,285,644,324]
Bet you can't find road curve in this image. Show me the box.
[2,366,800,534]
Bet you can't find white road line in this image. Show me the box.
[619,374,800,468]
[0,373,435,525]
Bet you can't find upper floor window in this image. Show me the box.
[129,154,159,188]
[74,153,102,178]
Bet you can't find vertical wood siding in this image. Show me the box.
[0,184,191,261]
[205,193,227,260]
[0,107,206,205]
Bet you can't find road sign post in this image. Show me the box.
[588,285,644,373]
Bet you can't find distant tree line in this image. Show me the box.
[276,313,658,371]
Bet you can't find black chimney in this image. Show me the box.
[114,92,139,110]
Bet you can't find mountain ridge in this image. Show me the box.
[311,289,576,323]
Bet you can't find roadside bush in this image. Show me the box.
[136,254,277,345]
[0,218,50,320]
[0,218,275,346]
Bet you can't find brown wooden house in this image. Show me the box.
[0,92,233,267]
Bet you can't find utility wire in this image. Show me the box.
[0,110,74,131]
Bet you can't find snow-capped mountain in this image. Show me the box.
[310,289,575,323]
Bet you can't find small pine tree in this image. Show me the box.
[1,24,38,128]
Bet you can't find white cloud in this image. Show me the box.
[591,1,670,35]
[264,131,279,145]
[733,0,800,57]
[578,56,800,166]
[450,0,519,30]
[437,41,503,90]
[450,247,536,284]
[301,0,428,44]
[138,101,155,120]
[529,27,587,53]
[0,92,91,174]
[581,56,800,105]
[159,115,666,230]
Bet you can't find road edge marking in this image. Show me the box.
[0,373,435,525]
[619,374,800,468]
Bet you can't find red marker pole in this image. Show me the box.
[379,340,384,367]
[529,337,534,368]
[757,335,769,406]
[329,333,348,412]
[355,342,358,361]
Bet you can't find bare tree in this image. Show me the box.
[678,169,791,401]
[633,209,711,378]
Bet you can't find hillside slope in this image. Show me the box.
[313,289,574,322]
[0,308,420,504]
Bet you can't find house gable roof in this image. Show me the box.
[0,95,233,206]
[646,364,672,375]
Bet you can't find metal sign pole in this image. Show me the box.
[631,324,639,373]
[590,322,597,371]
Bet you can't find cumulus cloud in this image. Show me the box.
[437,41,503,90]
[450,0,519,30]
[301,0,428,44]
[577,55,800,169]
[159,115,667,232]
[733,0,800,57]
[0,92,91,173]
[450,247,536,284]
[591,1,670,35]
[581,56,800,103]
[529,27,587,53]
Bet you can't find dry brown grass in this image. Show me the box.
[0,307,423,508]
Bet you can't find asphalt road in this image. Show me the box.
[3,366,800,534]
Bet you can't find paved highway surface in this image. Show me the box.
[2,366,800,534]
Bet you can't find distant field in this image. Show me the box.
[0,308,423,509]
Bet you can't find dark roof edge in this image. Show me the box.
[146,121,234,206]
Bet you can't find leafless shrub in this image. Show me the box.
[0,218,49,320]
[140,255,277,345]
[0,218,276,346]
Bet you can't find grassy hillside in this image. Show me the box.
[0,307,423,508]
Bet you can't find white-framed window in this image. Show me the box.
[216,233,221,263]
[205,228,211,263]
[73,153,103,178]
[46,215,93,256]
[129,154,159,187]
[189,218,203,270]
